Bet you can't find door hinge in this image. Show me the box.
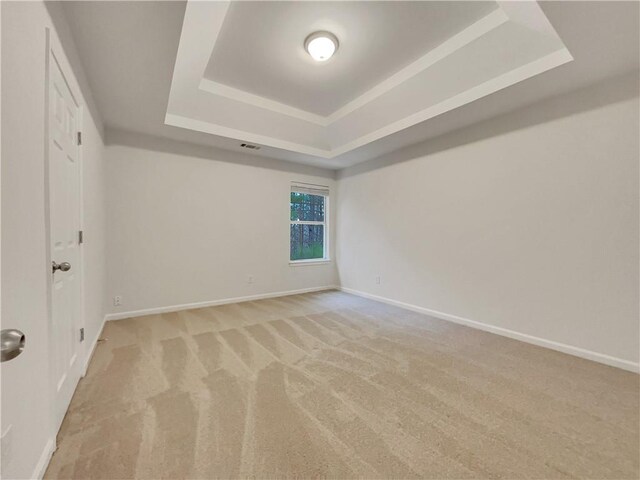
[77,131,82,146]
[79,230,84,244]
[79,328,85,342]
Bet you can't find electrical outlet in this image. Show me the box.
[113,295,122,306]
[1,424,12,468]
[247,275,254,284]
[375,276,381,285]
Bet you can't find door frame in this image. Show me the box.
[43,27,87,446]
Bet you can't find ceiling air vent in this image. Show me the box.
[240,143,261,150]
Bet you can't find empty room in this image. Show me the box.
[1,1,639,479]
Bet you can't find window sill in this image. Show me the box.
[289,259,332,267]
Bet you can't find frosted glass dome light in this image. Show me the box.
[305,32,338,62]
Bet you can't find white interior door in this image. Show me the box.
[49,52,83,433]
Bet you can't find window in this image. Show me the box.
[290,183,329,262]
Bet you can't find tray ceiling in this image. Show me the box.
[204,1,497,116]
[166,1,573,165]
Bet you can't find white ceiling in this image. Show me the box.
[204,1,496,116]
[60,1,639,170]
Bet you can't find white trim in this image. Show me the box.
[329,48,574,157]
[326,8,509,124]
[289,259,331,267]
[164,113,332,158]
[31,437,55,480]
[169,47,573,161]
[105,286,339,321]
[290,189,329,262]
[196,8,508,126]
[167,1,574,162]
[290,221,324,225]
[168,2,572,161]
[43,29,56,462]
[339,287,640,374]
[199,78,328,126]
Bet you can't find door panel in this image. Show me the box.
[49,52,82,433]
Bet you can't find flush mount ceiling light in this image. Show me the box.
[304,31,339,62]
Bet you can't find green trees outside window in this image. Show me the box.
[290,192,326,261]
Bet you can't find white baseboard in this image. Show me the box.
[31,437,55,480]
[104,285,339,321]
[101,283,638,373]
[340,287,640,373]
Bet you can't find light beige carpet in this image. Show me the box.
[45,290,639,479]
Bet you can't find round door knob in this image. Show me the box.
[52,261,71,273]
[1,329,26,362]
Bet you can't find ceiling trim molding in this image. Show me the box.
[165,113,333,158]
[167,0,573,163]
[330,47,573,157]
[198,8,509,126]
[325,8,509,124]
[199,78,328,126]
[167,47,572,160]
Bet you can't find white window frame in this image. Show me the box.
[289,184,330,266]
